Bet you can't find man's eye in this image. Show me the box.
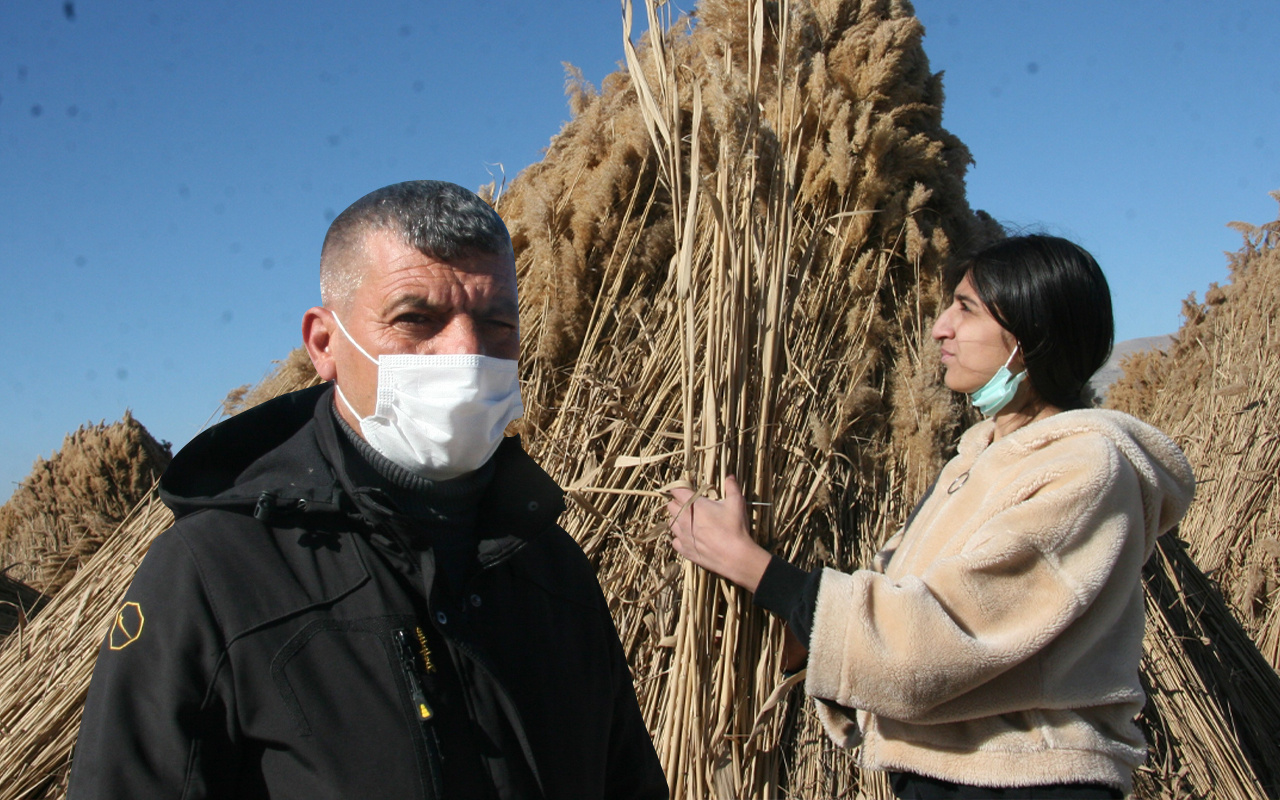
[395,314,434,326]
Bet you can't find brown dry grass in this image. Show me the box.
[1109,192,1280,660]
[0,496,175,800]
[0,351,324,799]
[1108,192,1280,797]
[0,412,170,598]
[500,1,987,795]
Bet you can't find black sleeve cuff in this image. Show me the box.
[752,555,823,646]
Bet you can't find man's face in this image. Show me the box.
[304,228,519,433]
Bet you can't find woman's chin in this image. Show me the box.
[943,373,976,395]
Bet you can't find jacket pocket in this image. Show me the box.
[269,616,439,799]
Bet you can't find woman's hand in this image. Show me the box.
[666,475,772,593]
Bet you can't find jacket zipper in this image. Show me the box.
[395,628,444,798]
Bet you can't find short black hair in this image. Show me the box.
[320,180,512,309]
[945,234,1114,410]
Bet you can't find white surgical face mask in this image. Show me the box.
[968,344,1026,416]
[329,313,524,480]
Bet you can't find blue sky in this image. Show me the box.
[2,0,1277,502]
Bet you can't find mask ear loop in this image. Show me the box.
[328,311,380,365]
[1001,343,1021,373]
[328,311,380,420]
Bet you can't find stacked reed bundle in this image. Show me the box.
[1111,192,1280,662]
[0,413,170,598]
[0,495,174,800]
[1134,535,1280,798]
[1109,192,1280,798]
[500,0,984,795]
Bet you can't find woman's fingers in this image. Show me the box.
[667,488,694,521]
[723,474,742,501]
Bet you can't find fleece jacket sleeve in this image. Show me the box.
[67,528,240,800]
[806,434,1143,725]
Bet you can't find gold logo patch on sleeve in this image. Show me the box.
[109,602,145,650]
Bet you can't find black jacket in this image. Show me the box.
[68,384,667,799]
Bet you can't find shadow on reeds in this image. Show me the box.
[1138,533,1280,798]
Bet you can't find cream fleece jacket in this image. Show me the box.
[805,409,1194,792]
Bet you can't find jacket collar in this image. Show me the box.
[159,383,568,565]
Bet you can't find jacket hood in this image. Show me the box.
[959,408,1195,546]
[159,384,345,520]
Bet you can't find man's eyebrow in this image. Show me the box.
[953,289,979,305]
[381,294,519,318]
[381,294,444,315]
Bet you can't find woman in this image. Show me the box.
[666,235,1194,798]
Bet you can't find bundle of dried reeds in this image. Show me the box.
[1110,193,1280,665]
[500,1,985,795]
[0,494,174,800]
[0,412,170,597]
[1134,534,1280,798]
[1108,193,1280,798]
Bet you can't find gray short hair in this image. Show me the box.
[320,180,512,309]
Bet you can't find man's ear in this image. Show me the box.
[302,307,337,381]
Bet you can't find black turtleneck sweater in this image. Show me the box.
[333,410,496,602]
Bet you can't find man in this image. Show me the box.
[68,181,668,799]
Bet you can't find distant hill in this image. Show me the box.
[1088,334,1174,402]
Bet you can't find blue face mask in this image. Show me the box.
[969,346,1026,416]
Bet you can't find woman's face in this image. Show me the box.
[931,273,1021,394]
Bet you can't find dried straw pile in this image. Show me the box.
[1110,193,1280,658]
[0,413,170,598]
[0,497,174,800]
[500,0,990,795]
[1109,193,1280,798]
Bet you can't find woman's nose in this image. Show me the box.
[931,308,954,340]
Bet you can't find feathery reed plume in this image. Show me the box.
[0,413,170,597]
[499,1,985,795]
[1108,191,1280,797]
